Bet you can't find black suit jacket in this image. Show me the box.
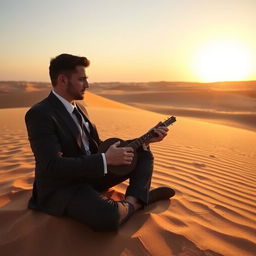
[25,92,105,216]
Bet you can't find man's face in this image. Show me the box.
[66,65,89,100]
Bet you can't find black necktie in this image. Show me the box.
[72,107,98,153]
[73,107,85,130]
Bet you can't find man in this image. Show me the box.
[25,53,175,232]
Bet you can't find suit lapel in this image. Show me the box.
[47,92,85,153]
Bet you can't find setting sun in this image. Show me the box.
[194,40,252,82]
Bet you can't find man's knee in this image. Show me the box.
[138,149,154,161]
[89,199,119,232]
[91,200,133,232]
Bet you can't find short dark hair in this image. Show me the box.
[49,53,90,86]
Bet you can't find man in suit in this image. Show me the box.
[25,53,175,231]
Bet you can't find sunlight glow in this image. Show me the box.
[194,40,252,82]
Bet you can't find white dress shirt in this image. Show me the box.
[52,90,107,174]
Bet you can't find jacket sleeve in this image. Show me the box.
[25,106,105,179]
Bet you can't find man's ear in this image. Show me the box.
[57,74,68,87]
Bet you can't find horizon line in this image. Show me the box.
[1,79,256,85]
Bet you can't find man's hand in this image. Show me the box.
[105,141,134,166]
[146,122,169,145]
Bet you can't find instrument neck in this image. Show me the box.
[126,116,176,150]
[126,130,157,150]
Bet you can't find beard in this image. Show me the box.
[67,81,84,100]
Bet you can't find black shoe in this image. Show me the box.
[148,186,175,204]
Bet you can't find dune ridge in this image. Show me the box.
[0,92,255,256]
[1,80,256,132]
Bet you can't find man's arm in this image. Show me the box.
[25,106,105,179]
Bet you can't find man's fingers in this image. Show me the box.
[124,151,134,156]
[123,146,134,152]
[124,159,133,164]
[124,154,134,161]
[154,129,167,138]
[111,140,121,148]
[157,127,169,132]
[155,127,169,133]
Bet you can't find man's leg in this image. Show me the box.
[91,149,154,204]
[63,183,134,232]
[64,149,154,231]
[91,149,154,211]
[125,150,154,207]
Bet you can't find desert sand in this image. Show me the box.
[0,90,255,256]
[88,80,256,132]
[1,80,256,131]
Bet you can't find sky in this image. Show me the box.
[0,0,255,83]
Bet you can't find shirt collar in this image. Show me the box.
[52,89,77,114]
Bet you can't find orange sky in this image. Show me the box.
[0,0,255,83]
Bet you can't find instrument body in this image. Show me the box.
[98,138,138,176]
[98,116,176,176]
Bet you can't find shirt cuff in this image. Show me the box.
[101,153,108,174]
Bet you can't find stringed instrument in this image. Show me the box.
[97,116,176,176]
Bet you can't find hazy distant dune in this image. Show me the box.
[89,81,256,131]
[95,90,255,111]
[0,80,255,131]
[0,81,51,108]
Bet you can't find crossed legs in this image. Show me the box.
[63,150,154,231]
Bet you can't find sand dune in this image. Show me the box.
[1,80,256,131]
[89,80,256,131]
[0,92,255,256]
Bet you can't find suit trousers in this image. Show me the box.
[63,150,154,231]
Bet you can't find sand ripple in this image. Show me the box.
[0,101,255,256]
